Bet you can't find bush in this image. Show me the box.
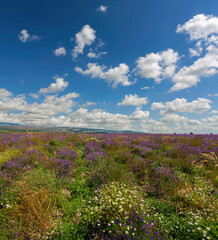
[77,182,168,239]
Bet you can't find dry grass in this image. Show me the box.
[11,181,56,239]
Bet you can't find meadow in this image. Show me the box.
[0,132,217,240]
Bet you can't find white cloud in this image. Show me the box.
[75,63,106,78]
[189,41,203,57]
[0,89,27,112]
[160,114,188,123]
[69,108,132,130]
[96,5,108,13]
[208,93,218,97]
[140,118,171,133]
[135,49,179,83]
[72,25,96,59]
[39,78,69,94]
[141,86,150,90]
[68,108,150,131]
[18,29,40,43]
[189,48,201,57]
[118,94,148,106]
[208,35,218,45]
[130,107,149,120]
[0,88,12,99]
[176,14,218,41]
[202,115,218,122]
[170,14,218,92]
[29,93,39,99]
[105,64,132,87]
[210,110,218,114]
[54,47,66,56]
[87,51,107,59]
[0,89,79,117]
[0,89,81,129]
[75,63,134,87]
[151,98,211,115]
[170,45,218,92]
[81,101,97,107]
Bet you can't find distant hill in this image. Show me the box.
[0,122,21,126]
[0,124,135,133]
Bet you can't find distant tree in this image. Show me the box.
[190,132,193,134]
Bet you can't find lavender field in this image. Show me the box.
[0,133,217,239]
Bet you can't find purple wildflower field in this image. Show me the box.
[0,132,217,239]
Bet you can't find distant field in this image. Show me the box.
[0,133,217,239]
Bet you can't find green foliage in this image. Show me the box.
[0,148,20,168]
[49,139,64,148]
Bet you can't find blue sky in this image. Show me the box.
[0,0,218,133]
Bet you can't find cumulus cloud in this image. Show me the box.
[189,47,202,57]
[118,94,148,106]
[75,63,105,78]
[0,89,27,112]
[29,93,39,99]
[189,41,203,57]
[96,5,108,13]
[0,88,12,99]
[54,47,66,56]
[39,78,69,94]
[72,25,96,59]
[130,107,149,120]
[170,14,218,92]
[18,29,40,43]
[68,107,150,130]
[170,45,218,92]
[69,108,132,130]
[202,115,218,122]
[75,63,134,87]
[135,49,179,83]
[176,14,218,41]
[140,118,171,133]
[208,35,218,45]
[160,114,188,123]
[105,64,132,87]
[81,101,97,107]
[0,88,80,124]
[151,98,211,115]
[87,51,107,59]
[210,110,218,114]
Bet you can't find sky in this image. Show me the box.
[0,0,218,133]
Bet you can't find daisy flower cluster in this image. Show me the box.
[78,182,168,239]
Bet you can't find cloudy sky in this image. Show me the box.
[1,0,218,133]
